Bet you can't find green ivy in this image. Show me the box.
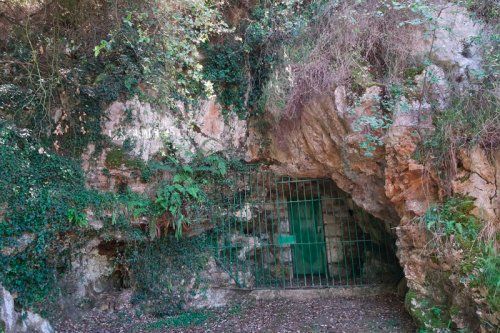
[0,1,227,156]
[202,0,314,119]
[0,121,95,309]
[125,235,212,317]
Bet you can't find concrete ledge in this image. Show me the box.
[248,285,396,301]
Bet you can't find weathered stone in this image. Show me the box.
[0,285,54,333]
[0,285,15,333]
[248,3,497,331]
[101,97,246,162]
[0,233,34,256]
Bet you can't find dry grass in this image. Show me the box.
[0,0,121,50]
[263,0,424,122]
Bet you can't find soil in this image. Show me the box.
[54,293,415,333]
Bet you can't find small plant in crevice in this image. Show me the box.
[128,153,231,239]
[350,83,412,157]
[405,291,453,333]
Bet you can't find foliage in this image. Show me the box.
[0,0,227,155]
[94,3,228,107]
[202,42,249,117]
[415,19,499,175]
[0,121,95,309]
[405,291,453,332]
[418,90,499,177]
[128,153,230,238]
[126,235,211,317]
[262,0,426,122]
[202,0,314,118]
[423,197,480,239]
[104,148,144,169]
[414,197,499,330]
[457,0,500,22]
[0,118,235,314]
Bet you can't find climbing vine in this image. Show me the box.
[202,0,315,118]
[0,0,228,155]
[0,121,95,309]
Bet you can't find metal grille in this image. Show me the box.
[190,168,398,289]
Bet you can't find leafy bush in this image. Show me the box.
[423,197,480,240]
[0,116,238,314]
[128,153,230,238]
[94,3,228,107]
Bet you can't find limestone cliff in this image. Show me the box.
[249,4,498,331]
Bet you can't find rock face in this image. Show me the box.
[100,97,246,161]
[0,285,54,333]
[63,2,495,330]
[249,4,498,331]
[82,97,246,192]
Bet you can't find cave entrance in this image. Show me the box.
[194,168,401,289]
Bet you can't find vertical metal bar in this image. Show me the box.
[328,182,342,286]
[269,173,279,289]
[254,171,264,287]
[365,210,376,285]
[287,179,299,286]
[250,172,258,288]
[360,216,368,286]
[259,171,269,287]
[352,209,363,286]
[310,180,321,286]
[318,179,329,287]
[277,176,287,288]
[341,201,350,286]
[272,174,283,288]
[306,180,316,287]
[238,172,246,287]
[296,182,307,287]
[282,177,292,288]
[345,198,356,285]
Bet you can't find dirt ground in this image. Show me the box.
[54,293,415,333]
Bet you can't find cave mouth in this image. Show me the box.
[199,169,403,289]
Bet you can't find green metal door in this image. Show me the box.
[288,199,327,276]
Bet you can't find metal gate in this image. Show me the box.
[190,168,398,289]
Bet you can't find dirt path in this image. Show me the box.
[55,294,415,333]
